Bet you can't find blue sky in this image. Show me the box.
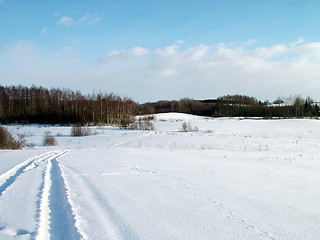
[1,0,320,102]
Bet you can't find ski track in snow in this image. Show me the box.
[35,154,53,240]
[0,151,57,198]
[0,150,84,240]
[2,117,320,239]
[64,165,139,240]
[35,150,84,240]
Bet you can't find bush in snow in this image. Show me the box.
[128,117,155,130]
[71,124,92,137]
[180,122,199,132]
[43,134,57,146]
[120,116,135,129]
[0,126,22,149]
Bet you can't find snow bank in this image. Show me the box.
[153,112,206,122]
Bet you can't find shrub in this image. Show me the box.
[0,126,22,149]
[128,117,155,130]
[180,122,199,132]
[43,135,57,146]
[120,116,135,129]
[17,133,27,146]
[71,124,92,137]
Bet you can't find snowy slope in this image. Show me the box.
[153,112,206,122]
[1,113,320,239]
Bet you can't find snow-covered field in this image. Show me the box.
[1,113,320,240]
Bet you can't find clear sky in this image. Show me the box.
[1,0,320,102]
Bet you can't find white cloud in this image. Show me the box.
[186,45,211,61]
[106,50,120,57]
[56,14,101,26]
[57,16,74,26]
[253,45,288,58]
[98,40,320,101]
[102,47,149,63]
[78,13,102,24]
[131,47,149,56]
[2,39,320,102]
[156,44,180,56]
[175,40,185,45]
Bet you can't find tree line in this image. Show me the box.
[140,95,320,118]
[1,86,319,124]
[0,85,138,125]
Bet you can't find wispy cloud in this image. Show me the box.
[79,14,91,22]
[41,27,48,34]
[57,16,74,26]
[102,47,149,63]
[90,16,102,23]
[291,36,304,46]
[244,39,257,46]
[56,13,101,26]
[79,13,102,24]
[175,40,185,45]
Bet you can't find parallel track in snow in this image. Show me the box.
[0,151,60,198]
[0,150,83,240]
[35,150,84,240]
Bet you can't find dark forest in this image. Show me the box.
[0,85,138,125]
[140,95,320,119]
[1,85,319,125]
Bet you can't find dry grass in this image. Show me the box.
[71,124,92,137]
[0,126,22,149]
[43,135,57,146]
[180,122,199,132]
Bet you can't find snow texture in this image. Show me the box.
[1,113,320,239]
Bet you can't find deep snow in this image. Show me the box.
[1,113,320,239]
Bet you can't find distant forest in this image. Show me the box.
[1,85,319,125]
[0,85,138,125]
[140,95,320,119]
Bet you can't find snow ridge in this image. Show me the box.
[36,155,52,240]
